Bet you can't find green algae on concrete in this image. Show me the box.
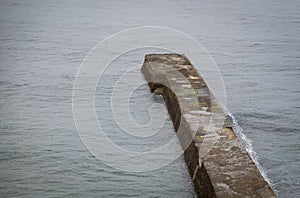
[141,54,276,198]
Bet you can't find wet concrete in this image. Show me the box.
[141,54,276,198]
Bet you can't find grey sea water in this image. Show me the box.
[0,0,299,197]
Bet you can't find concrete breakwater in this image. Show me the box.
[141,54,275,197]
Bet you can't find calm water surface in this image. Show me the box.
[1,0,299,197]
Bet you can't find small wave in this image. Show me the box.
[225,110,274,188]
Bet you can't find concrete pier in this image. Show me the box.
[141,54,275,197]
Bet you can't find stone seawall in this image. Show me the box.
[141,54,275,198]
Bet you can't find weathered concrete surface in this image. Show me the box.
[141,54,276,198]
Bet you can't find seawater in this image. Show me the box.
[1,0,299,197]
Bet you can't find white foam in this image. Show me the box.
[225,110,273,188]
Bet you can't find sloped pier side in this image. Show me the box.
[141,54,275,198]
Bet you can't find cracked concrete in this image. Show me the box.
[141,54,276,198]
